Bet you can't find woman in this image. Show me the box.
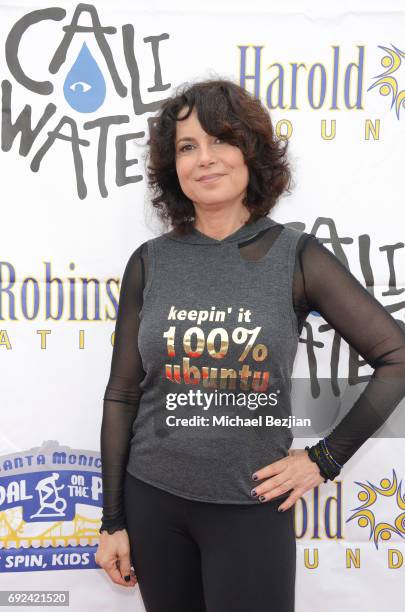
[95,79,405,611]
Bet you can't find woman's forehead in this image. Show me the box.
[175,109,205,137]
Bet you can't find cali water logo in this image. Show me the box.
[63,42,106,113]
[1,3,171,198]
[346,469,405,549]
[367,44,405,119]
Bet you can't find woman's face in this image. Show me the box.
[174,107,249,211]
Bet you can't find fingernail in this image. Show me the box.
[259,495,266,502]
[278,508,285,512]
[124,575,130,582]
[251,489,257,497]
[252,474,258,481]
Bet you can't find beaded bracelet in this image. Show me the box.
[305,437,342,482]
[319,442,340,479]
[321,437,343,470]
[305,445,328,482]
[306,442,338,481]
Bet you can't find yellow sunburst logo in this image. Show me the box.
[346,469,405,549]
[367,44,405,118]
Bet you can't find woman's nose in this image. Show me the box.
[197,145,216,165]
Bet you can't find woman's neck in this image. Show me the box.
[193,207,251,241]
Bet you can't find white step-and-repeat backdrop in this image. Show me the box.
[1,0,404,610]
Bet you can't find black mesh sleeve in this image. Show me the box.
[99,243,147,534]
[295,233,405,467]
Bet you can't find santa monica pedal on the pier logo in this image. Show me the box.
[0,441,102,572]
[0,441,404,573]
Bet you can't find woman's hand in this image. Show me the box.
[95,529,137,588]
[251,448,325,511]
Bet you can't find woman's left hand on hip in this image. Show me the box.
[251,448,326,512]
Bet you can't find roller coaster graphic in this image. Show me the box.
[0,505,101,550]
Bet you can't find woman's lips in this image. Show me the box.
[198,174,224,183]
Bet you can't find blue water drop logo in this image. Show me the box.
[63,42,106,113]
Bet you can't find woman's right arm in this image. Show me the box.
[95,243,147,586]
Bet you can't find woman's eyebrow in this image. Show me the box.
[176,137,197,145]
[176,135,216,145]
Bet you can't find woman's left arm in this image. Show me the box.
[252,233,405,510]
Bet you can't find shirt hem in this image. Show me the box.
[125,466,289,505]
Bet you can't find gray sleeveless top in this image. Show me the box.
[126,215,304,503]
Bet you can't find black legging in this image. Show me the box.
[124,471,296,612]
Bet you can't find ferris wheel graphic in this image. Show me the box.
[29,472,67,518]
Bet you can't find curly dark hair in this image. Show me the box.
[143,77,293,235]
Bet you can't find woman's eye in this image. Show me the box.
[179,138,223,153]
